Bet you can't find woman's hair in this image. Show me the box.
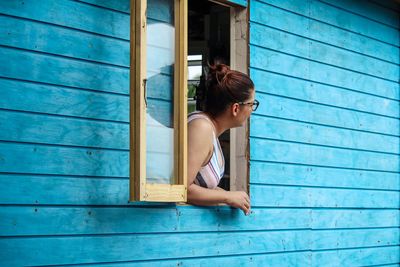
[204,64,254,117]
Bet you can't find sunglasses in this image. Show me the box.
[237,99,259,111]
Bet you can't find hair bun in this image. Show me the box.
[208,64,231,84]
[203,63,255,117]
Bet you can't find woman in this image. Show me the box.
[187,64,259,215]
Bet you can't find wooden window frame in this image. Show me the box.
[130,0,188,202]
[229,6,249,193]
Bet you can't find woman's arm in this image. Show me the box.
[187,183,251,215]
[187,183,228,205]
[187,119,250,215]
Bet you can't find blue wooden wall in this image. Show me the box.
[0,0,399,266]
[249,0,400,265]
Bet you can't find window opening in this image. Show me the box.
[188,0,231,190]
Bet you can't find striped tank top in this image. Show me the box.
[188,111,225,189]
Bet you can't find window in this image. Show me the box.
[187,0,249,192]
[130,0,188,202]
[130,0,249,202]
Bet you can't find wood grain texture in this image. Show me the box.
[250,68,399,118]
[0,142,129,177]
[250,45,399,101]
[248,2,399,265]
[253,92,399,136]
[2,207,397,236]
[250,184,399,208]
[0,231,311,265]
[311,246,400,266]
[0,0,399,266]
[0,78,129,122]
[250,138,399,172]
[0,228,397,265]
[0,47,129,94]
[250,0,399,64]
[250,161,400,190]
[0,0,130,39]
[0,110,128,149]
[0,15,129,66]
[250,23,398,82]
[250,115,399,155]
[318,0,399,29]
[256,0,400,45]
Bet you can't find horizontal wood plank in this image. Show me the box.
[84,251,310,267]
[311,209,399,229]
[0,15,129,66]
[311,228,399,250]
[256,0,399,45]
[0,175,129,205]
[250,23,398,81]
[0,78,128,121]
[0,47,129,94]
[250,116,399,155]
[47,247,398,267]
[318,0,399,29]
[0,110,128,150]
[0,207,311,235]
[0,143,128,177]
[1,206,398,236]
[254,93,399,136]
[250,138,399,172]
[0,0,130,39]
[0,228,397,266]
[250,161,400,190]
[250,69,399,118]
[144,184,186,202]
[0,76,174,122]
[250,0,399,64]
[0,230,311,265]
[312,246,400,266]
[250,184,399,208]
[250,45,399,101]
[76,0,130,13]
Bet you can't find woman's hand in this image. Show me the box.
[224,191,251,215]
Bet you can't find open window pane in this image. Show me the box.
[146,0,175,184]
[187,54,202,114]
[130,0,187,202]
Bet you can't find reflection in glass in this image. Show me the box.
[146,0,175,184]
[188,55,202,113]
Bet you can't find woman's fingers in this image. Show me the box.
[226,191,251,215]
[241,192,250,204]
[241,204,248,214]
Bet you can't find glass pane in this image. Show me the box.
[146,0,175,184]
[187,54,202,113]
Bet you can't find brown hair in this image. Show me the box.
[204,64,254,117]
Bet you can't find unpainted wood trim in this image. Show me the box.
[145,184,187,202]
[174,0,180,186]
[129,0,135,202]
[178,0,188,200]
[173,0,188,201]
[130,0,147,202]
[229,6,249,193]
[131,0,187,202]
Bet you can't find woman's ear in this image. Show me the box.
[231,103,240,116]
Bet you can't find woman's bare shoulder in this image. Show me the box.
[188,117,213,131]
[188,116,214,169]
[188,118,214,146]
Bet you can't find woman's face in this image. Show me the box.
[233,89,256,127]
